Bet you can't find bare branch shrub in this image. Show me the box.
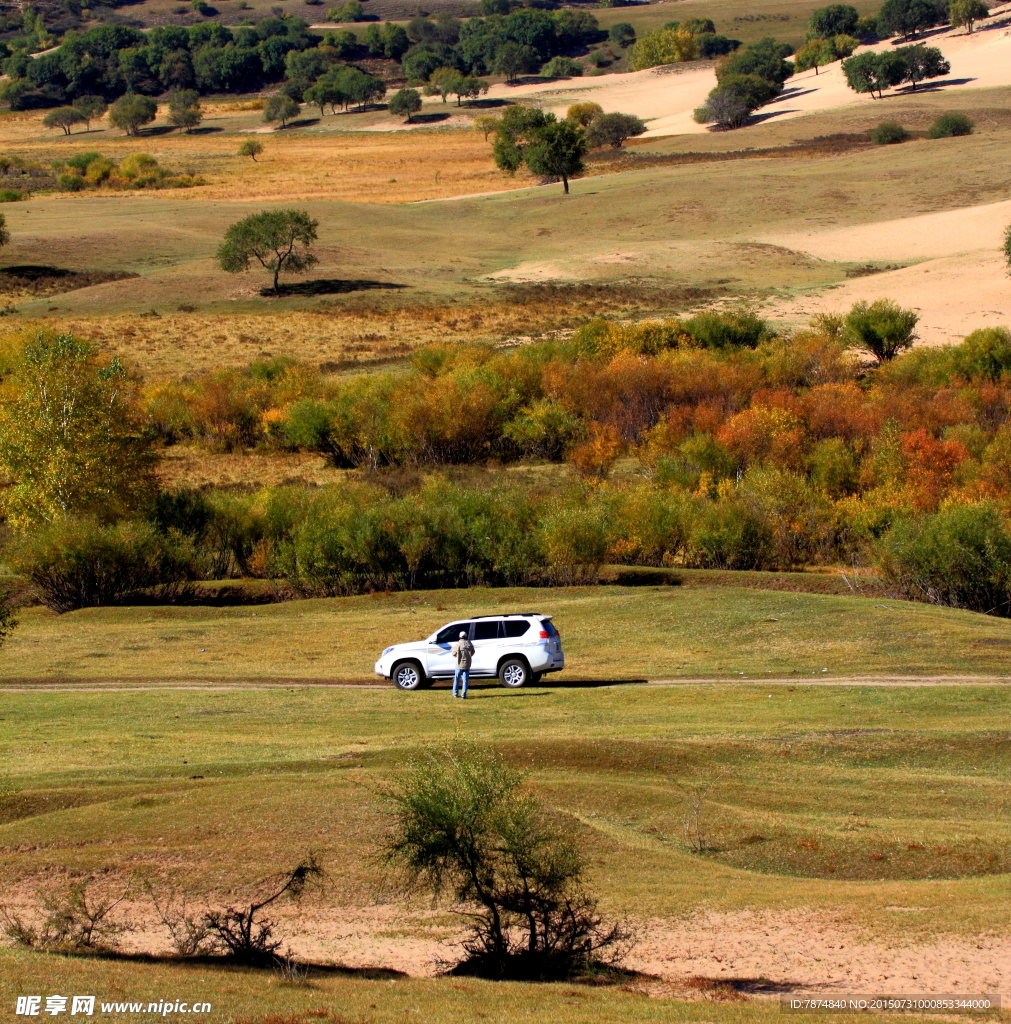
[673,768,730,854]
[138,875,212,956]
[4,878,132,950]
[203,854,324,965]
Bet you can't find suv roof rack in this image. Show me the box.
[471,613,551,619]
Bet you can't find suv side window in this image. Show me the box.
[503,620,530,638]
[473,620,502,640]
[435,622,471,643]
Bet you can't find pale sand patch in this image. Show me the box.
[760,200,1011,263]
[755,199,1011,345]
[765,252,1011,346]
[630,909,1010,995]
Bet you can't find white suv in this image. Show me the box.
[375,613,565,691]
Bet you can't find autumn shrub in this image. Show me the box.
[685,495,776,570]
[879,503,1011,614]
[11,517,199,612]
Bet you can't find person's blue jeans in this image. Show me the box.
[453,668,469,698]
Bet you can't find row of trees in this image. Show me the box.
[842,43,949,96]
[7,319,1011,614]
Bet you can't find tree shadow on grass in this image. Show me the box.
[466,98,513,109]
[136,125,176,136]
[277,117,321,129]
[898,76,976,92]
[406,112,453,124]
[185,126,223,134]
[261,279,409,297]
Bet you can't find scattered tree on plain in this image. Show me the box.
[566,101,603,126]
[389,88,423,122]
[168,90,203,131]
[108,95,157,136]
[793,34,857,74]
[264,94,301,127]
[878,0,942,39]
[493,41,538,82]
[238,139,264,161]
[382,745,629,980]
[900,44,950,89]
[43,107,85,135]
[473,114,499,140]
[217,209,319,293]
[608,22,636,47]
[72,95,107,130]
[585,111,646,149]
[493,107,586,193]
[949,0,989,31]
[844,299,918,360]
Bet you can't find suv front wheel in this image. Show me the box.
[392,661,427,691]
[499,658,530,688]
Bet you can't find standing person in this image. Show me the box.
[450,630,474,699]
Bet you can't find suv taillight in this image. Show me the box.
[539,630,549,638]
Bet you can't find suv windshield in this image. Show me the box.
[435,623,471,643]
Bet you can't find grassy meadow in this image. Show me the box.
[2,584,1011,1021]
[3,82,1011,378]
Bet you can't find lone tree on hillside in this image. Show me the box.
[72,95,107,130]
[388,87,422,122]
[168,89,203,131]
[843,299,918,361]
[217,209,319,294]
[238,139,263,161]
[949,0,988,31]
[878,0,940,39]
[108,94,157,136]
[493,107,587,193]
[264,94,300,128]
[382,745,629,980]
[897,44,950,89]
[43,107,85,135]
[566,102,603,126]
[1003,223,1011,274]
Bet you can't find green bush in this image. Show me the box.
[871,120,909,144]
[952,327,1011,381]
[540,56,583,77]
[0,189,24,202]
[927,112,973,137]
[56,174,85,192]
[880,503,1011,614]
[682,309,772,349]
[685,497,776,570]
[11,517,199,613]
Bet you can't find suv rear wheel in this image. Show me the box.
[499,658,530,688]
[392,661,427,691]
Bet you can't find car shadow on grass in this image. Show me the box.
[261,279,409,297]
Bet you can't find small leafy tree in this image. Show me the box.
[629,27,698,70]
[493,41,537,82]
[473,114,499,141]
[43,107,85,135]
[168,89,203,130]
[950,0,988,31]
[878,0,939,38]
[217,208,319,293]
[522,120,587,194]
[383,745,629,980]
[897,43,949,89]
[108,94,157,136]
[843,299,918,361]
[453,75,489,105]
[0,333,159,530]
[694,87,754,129]
[264,94,300,127]
[608,21,636,46]
[566,101,603,126]
[842,50,907,97]
[389,87,422,122]
[72,95,107,130]
[238,138,263,161]
[585,111,646,149]
[810,3,859,36]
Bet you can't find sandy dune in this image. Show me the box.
[757,200,1011,345]
[425,4,1011,140]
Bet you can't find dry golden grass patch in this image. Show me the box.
[6,107,532,204]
